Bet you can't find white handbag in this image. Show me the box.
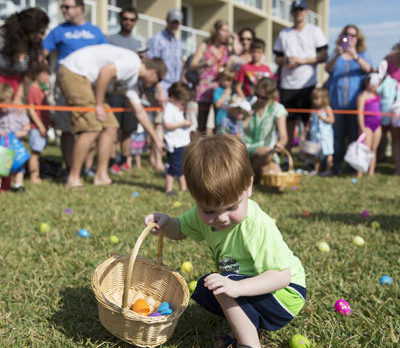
[344,133,374,173]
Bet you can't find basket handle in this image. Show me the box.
[268,147,295,172]
[121,222,162,309]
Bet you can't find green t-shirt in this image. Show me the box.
[178,199,305,288]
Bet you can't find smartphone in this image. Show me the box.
[341,35,350,50]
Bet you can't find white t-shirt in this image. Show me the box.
[162,102,191,152]
[59,44,141,104]
[273,24,327,89]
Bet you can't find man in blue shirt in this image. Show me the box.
[146,8,183,172]
[43,0,107,176]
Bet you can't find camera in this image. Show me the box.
[341,35,350,50]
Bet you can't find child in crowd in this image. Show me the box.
[145,134,306,348]
[162,82,193,195]
[130,123,146,170]
[309,88,335,176]
[218,94,251,137]
[235,38,272,99]
[27,68,51,183]
[213,69,235,128]
[0,83,30,192]
[357,73,382,177]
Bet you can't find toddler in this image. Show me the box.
[213,69,235,128]
[218,94,251,137]
[27,68,51,183]
[309,88,335,176]
[357,73,382,177]
[162,82,193,195]
[145,134,306,348]
[0,83,30,192]
[130,123,146,170]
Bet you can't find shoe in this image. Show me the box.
[166,191,176,196]
[11,186,25,193]
[83,168,96,177]
[109,163,122,175]
[120,163,131,172]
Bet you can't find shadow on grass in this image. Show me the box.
[51,287,227,347]
[296,212,400,232]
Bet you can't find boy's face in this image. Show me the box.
[196,182,253,231]
[220,78,232,89]
[229,107,245,120]
[251,48,264,63]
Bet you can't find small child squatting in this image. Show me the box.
[145,134,306,348]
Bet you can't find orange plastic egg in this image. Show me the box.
[131,299,150,316]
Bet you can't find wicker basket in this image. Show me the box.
[91,223,190,347]
[261,148,301,188]
[299,139,321,155]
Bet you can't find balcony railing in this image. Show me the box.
[108,5,209,59]
[271,0,321,26]
[234,0,264,10]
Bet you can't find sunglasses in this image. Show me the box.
[122,17,137,22]
[345,33,357,38]
[60,4,76,10]
[292,7,305,12]
[240,37,253,42]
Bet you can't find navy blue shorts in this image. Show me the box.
[191,272,306,331]
[166,146,185,177]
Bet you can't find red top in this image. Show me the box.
[27,85,50,129]
[235,63,272,97]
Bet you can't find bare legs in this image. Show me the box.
[357,127,382,178]
[29,151,41,183]
[165,174,186,194]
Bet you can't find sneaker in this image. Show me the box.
[166,191,176,196]
[11,186,25,193]
[83,168,96,177]
[120,163,131,172]
[109,163,122,175]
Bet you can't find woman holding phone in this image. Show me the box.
[326,24,371,174]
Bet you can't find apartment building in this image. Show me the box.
[0,0,329,73]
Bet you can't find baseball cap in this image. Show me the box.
[290,0,307,11]
[229,95,252,113]
[166,8,183,23]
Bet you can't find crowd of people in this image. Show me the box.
[1,0,400,192]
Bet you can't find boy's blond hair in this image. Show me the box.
[183,134,253,206]
[0,83,14,104]
[219,68,235,82]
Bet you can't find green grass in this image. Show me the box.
[0,143,399,348]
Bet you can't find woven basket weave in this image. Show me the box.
[261,148,301,188]
[91,223,190,347]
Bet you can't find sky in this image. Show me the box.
[329,0,400,67]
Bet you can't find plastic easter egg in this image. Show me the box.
[109,235,119,244]
[289,334,311,348]
[40,222,50,233]
[132,191,139,197]
[379,275,392,285]
[64,208,72,215]
[148,311,162,317]
[353,236,365,246]
[189,280,197,294]
[317,241,330,252]
[78,229,91,238]
[371,221,380,230]
[131,299,150,316]
[334,299,351,316]
[181,261,193,274]
[361,210,370,218]
[172,201,182,208]
[291,186,297,190]
[351,178,357,183]
[158,302,173,315]
[302,210,311,217]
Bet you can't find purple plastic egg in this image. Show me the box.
[148,312,162,317]
[335,299,351,316]
[361,210,370,218]
[65,208,72,215]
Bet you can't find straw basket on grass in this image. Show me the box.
[91,223,190,347]
[261,148,301,188]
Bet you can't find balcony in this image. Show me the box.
[234,0,264,10]
[108,5,209,59]
[271,0,321,26]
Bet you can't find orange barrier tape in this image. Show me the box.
[0,103,397,117]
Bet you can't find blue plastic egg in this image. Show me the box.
[379,275,392,285]
[78,229,91,238]
[158,302,173,315]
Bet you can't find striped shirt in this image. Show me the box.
[146,29,182,93]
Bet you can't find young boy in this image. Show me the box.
[213,69,235,128]
[145,134,306,348]
[162,82,193,195]
[218,94,251,138]
[235,38,272,99]
[27,68,51,183]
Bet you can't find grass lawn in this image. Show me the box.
[0,143,399,348]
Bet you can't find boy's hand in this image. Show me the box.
[144,213,170,234]
[204,273,241,298]
[38,125,47,137]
